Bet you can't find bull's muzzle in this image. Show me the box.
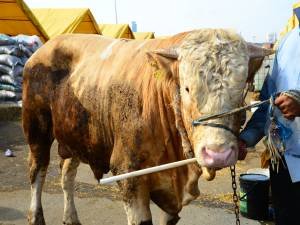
[196,145,238,168]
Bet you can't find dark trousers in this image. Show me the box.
[270,159,300,225]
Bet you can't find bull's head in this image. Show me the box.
[153,29,273,180]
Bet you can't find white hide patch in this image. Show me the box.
[123,201,152,225]
[62,158,80,224]
[29,170,46,223]
[182,192,197,206]
[100,39,119,60]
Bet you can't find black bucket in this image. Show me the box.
[239,173,270,220]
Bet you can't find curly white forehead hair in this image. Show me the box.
[178,29,249,112]
[179,28,248,60]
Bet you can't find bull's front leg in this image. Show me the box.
[123,200,152,225]
[121,179,152,225]
[60,157,81,225]
[159,210,180,225]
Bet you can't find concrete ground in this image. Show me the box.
[0,120,274,225]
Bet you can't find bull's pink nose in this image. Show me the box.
[201,146,236,167]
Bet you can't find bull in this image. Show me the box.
[22,29,272,225]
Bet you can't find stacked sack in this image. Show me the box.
[0,34,42,103]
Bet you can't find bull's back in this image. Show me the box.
[24,32,187,97]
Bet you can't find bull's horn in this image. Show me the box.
[247,43,275,59]
[152,47,179,59]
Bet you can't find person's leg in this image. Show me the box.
[289,178,300,225]
[270,160,300,225]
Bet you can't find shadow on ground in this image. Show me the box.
[0,206,25,220]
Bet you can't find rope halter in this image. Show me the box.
[192,99,270,137]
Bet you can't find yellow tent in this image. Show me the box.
[133,32,155,40]
[99,24,134,39]
[278,2,299,39]
[32,8,101,40]
[0,0,47,41]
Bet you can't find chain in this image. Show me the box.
[230,165,241,225]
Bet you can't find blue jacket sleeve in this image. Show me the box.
[239,58,277,147]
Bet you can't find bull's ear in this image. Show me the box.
[146,47,179,67]
[247,43,275,83]
[151,47,179,60]
[247,43,275,59]
[146,48,179,80]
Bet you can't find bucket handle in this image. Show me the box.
[239,182,259,201]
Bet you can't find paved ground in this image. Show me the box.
[0,121,274,225]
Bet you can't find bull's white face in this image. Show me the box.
[178,30,249,169]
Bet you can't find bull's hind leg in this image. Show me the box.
[60,156,81,225]
[28,150,50,225]
[23,110,53,225]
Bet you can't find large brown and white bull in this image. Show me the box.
[22,29,272,225]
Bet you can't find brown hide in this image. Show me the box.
[22,33,200,213]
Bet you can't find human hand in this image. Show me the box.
[238,139,247,160]
[275,94,300,120]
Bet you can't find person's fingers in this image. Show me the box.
[275,98,293,111]
[274,95,300,117]
[278,101,296,113]
[276,103,285,110]
[280,107,289,114]
[276,100,291,109]
[274,95,285,105]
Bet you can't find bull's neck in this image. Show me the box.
[143,66,187,161]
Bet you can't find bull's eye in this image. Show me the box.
[185,87,190,93]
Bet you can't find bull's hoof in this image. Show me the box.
[63,222,82,225]
[139,220,153,225]
[167,215,180,225]
[28,209,46,225]
[28,220,46,225]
